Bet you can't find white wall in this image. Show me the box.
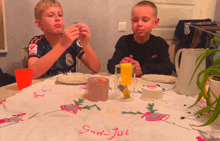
[214,0,220,22]
[0,0,217,75]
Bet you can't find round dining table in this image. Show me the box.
[0,73,219,141]
[0,77,48,102]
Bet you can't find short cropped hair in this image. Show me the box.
[34,0,62,20]
[133,1,157,18]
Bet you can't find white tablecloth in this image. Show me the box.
[0,73,219,141]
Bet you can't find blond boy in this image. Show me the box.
[107,1,174,76]
[28,0,101,78]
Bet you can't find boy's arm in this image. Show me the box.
[28,46,67,79]
[78,24,101,73]
[28,25,80,78]
[107,36,127,74]
[80,44,101,73]
[140,42,174,75]
[141,56,174,75]
[130,59,143,76]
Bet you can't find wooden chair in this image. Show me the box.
[19,47,82,72]
[76,57,82,72]
[168,44,177,76]
[20,47,29,68]
[168,44,177,64]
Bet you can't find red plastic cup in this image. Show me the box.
[14,68,33,90]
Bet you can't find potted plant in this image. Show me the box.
[189,48,220,126]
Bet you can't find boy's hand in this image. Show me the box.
[130,60,143,76]
[129,55,133,59]
[60,24,80,49]
[120,57,132,64]
[78,24,91,47]
[120,55,133,64]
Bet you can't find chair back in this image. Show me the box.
[168,44,177,76]
[20,47,29,68]
[76,57,82,72]
[168,44,176,64]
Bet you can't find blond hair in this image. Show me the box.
[133,1,157,18]
[34,0,62,20]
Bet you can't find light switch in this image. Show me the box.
[118,22,126,32]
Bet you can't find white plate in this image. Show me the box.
[56,74,90,85]
[141,74,176,84]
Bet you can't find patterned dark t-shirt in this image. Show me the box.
[28,35,84,77]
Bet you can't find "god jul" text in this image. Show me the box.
[79,125,129,140]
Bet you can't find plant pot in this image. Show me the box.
[209,78,220,125]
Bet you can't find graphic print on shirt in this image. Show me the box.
[65,53,74,66]
[29,44,38,54]
[152,54,157,59]
[77,40,83,48]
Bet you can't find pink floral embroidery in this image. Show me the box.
[12,113,26,117]
[141,112,170,121]
[0,100,6,105]
[0,113,26,124]
[79,86,88,91]
[33,89,52,99]
[41,89,51,92]
[196,136,206,141]
[199,99,206,104]
[33,91,45,99]
[60,104,82,114]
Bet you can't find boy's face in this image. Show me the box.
[131,5,159,38]
[36,6,64,35]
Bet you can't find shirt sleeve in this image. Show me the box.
[141,38,175,75]
[107,36,128,74]
[71,39,84,59]
[28,36,44,59]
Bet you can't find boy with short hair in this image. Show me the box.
[28,0,101,78]
[107,0,174,76]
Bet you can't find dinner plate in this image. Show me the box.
[141,74,176,84]
[56,74,90,85]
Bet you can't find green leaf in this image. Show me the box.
[197,105,220,127]
[195,106,211,115]
[190,51,207,85]
[210,37,220,45]
[213,57,220,66]
[192,66,220,107]
[151,110,158,114]
[188,49,220,126]
[82,105,90,110]
[206,88,211,107]
[189,91,203,108]
[74,98,84,105]
[82,104,101,111]
[196,95,220,126]
[121,111,143,115]
[211,90,218,101]
[147,103,158,114]
[90,104,101,111]
[189,49,220,85]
